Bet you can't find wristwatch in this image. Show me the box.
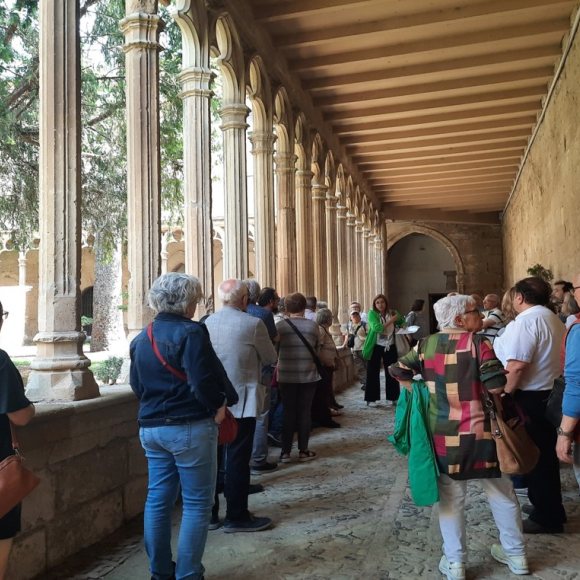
[557,427,574,438]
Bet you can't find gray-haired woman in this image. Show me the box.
[130,273,238,580]
[390,294,527,580]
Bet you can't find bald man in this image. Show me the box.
[478,293,505,343]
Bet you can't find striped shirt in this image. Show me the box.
[276,317,320,383]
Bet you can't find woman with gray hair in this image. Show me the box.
[389,294,528,580]
[130,273,238,580]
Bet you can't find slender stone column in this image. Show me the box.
[375,235,384,294]
[296,168,314,294]
[336,202,349,329]
[355,218,364,304]
[250,131,276,287]
[311,183,328,299]
[161,231,169,275]
[362,225,371,306]
[27,0,98,401]
[120,4,162,339]
[346,212,356,307]
[18,251,27,287]
[325,192,340,338]
[179,66,214,313]
[275,152,297,295]
[220,103,249,280]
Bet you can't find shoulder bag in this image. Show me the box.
[473,337,540,475]
[146,323,238,445]
[0,422,40,519]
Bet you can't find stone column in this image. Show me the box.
[311,182,328,300]
[250,131,276,287]
[161,231,169,275]
[27,0,98,401]
[325,192,340,338]
[375,234,384,295]
[120,3,162,339]
[220,103,249,280]
[355,218,364,305]
[362,225,371,306]
[275,152,297,295]
[336,202,349,330]
[179,66,214,314]
[296,168,314,294]
[18,251,27,287]
[346,212,356,307]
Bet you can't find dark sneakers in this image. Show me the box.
[250,461,278,475]
[248,483,265,494]
[522,518,564,534]
[223,515,273,533]
[208,515,222,530]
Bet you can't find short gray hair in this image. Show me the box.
[433,294,475,329]
[316,307,333,327]
[218,279,247,307]
[148,273,203,316]
[243,278,261,303]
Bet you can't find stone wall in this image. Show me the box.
[386,221,504,296]
[8,388,146,579]
[503,27,580,285]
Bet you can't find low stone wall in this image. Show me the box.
[8,387,146,580]
[334,346,357,392]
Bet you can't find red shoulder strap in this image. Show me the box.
[147,323,187,381]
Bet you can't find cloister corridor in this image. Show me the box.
[4,0,580,577]
[43,384,580,580]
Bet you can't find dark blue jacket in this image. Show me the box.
[130,313,238,427]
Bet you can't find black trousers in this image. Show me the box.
[365,344,400,402]
[223,417,256,522]
[514,390,566,527]
[280,381,318,454]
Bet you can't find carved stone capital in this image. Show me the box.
[120,13,164,53]
[178,67,214,99]
[219,103,250,130]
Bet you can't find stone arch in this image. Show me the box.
[213,15,245,102]
[324,150,335,191]
[311,133,325,184]
[273,87,293,152]
[246,55,272,129]
[386,224,465,292]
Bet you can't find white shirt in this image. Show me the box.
[503,305,565,391]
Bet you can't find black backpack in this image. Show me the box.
[347,323,364,348]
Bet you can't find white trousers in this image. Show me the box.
[438,474,526,563]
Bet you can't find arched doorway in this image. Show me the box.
[387,233,460,334]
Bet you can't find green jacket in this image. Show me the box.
[362,309,406,360]
[388,380,439,506]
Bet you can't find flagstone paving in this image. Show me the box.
[44,382,580,579]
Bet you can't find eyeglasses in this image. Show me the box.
[463,309,482,316]
[574,286,580,292]
[1,311,8,320]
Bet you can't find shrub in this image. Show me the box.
[93,356,124,385]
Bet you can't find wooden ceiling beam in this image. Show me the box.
[379,185,509,199]
[326,87,545,122]
[304,46,559,91]
[315,67,553,109]
[363,161,520,178]
[349,131,528,154]
[253,0,377,22]
[333,103,539,134]
[371,173,515,188]
[356,151,522,168]
[342,117,536,145]
[288,19,568,72]
[383,206,501,224]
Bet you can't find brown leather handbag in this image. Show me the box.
[146,323,238,445]
[0,423,40,519]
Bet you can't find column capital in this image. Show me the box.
[250,131,276,154]
[178,66,214,98]
[219,103,249,130]
[274,152,297,172]
[312,182,327,201]
[346,214,356,227]
[325,195,337,210]
[120,12,164,52]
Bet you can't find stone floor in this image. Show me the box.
[44,383,580,580]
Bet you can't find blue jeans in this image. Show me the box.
[140,419,218,580]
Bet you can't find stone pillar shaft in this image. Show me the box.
[275,152,297,295]
[180,67,214,313]
[325,193,339,329]
[250,131,276,287]
[220,103,249,280]
[312,183,328,299]
[346,214,356,307]
[18,251,27,287]
[121,8,162,337]
[336,204,349,328]
[355,221,364,305]
[28,0,98,401]
[296,169,314,294]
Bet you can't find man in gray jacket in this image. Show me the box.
[205,279,277,532]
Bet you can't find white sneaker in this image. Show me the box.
[491,544,530,575]
[439,555,465,580]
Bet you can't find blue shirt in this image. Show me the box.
[563,323,580,418]
[246,303,277,340]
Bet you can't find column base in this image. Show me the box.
[26,331,100,402]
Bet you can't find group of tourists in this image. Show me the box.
[2,270,580,580]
